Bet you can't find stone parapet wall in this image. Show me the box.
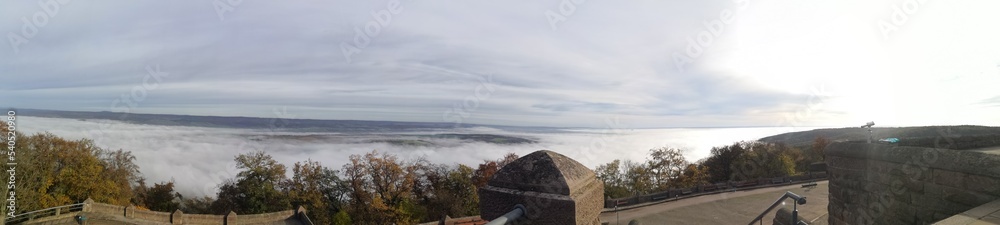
[182,213,226,225]
[133,208,172,223]
[235,209,295,223]
[826,142,1000,224]
[44,198,313,225]
[89,202,125,216]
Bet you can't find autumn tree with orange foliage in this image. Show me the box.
[471,152,518,188]
[812,136,830,161]
[343,150,417,225]
[1,133,143,215]
[281,159,345,225]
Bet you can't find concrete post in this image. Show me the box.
[124,205,135,218]
[295,205,310,224]
[225,211,237,225]
[83,198,94,213]
[171,209,184,224]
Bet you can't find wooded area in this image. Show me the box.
[0,132,827,224]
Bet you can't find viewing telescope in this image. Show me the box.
[862,121,874,143]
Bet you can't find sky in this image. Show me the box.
[3,0,1000,128]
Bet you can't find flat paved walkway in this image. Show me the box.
[600,181,829,225]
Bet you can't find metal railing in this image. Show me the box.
[747,191,807,225]
[6,203,86,224]
[484,204,524,225]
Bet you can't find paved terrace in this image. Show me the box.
[600,181,829,225]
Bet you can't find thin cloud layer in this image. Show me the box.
[3,1,999,127]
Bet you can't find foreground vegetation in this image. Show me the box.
[16,128,962,224]
[595,139,827,199]
[8,125,1000,224]
[1,132,520,225]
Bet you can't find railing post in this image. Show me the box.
[125,204,135,218]
[83,198,94,213]
[747,191,807,225]
[225,210,237,225]
[791,205,799,225]
[171,209,184,224]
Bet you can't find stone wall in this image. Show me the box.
[65,198,312,225]
[478,150,604,225]
[183,213,226,224]
[237,209,295,224]
[132,208,172,223]
[89,201,125,216]
[825,142,1000,224]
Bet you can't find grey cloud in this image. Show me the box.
[2,0,816,128]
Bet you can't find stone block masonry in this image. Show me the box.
[825,142,1000,224]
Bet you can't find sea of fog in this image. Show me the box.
[16,116,822,197]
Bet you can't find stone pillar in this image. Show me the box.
[478,150,604,225]
[124,205,135,218]
[296,205,309,223]
[225,211,237,225]
[171,209,184,224]
[83,198,94,212]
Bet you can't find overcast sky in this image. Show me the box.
[3,0,999,128]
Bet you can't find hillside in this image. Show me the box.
[759,125,1000,150]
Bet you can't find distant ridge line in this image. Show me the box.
[10,108,563,132]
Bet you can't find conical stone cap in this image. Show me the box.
[479,150,604,225]
[487,150,597,196]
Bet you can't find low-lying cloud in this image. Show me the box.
[18,116,806,198]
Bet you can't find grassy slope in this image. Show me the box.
[759,125,1000,150]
